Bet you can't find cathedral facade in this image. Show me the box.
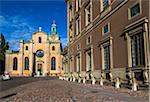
[5,21,63,76]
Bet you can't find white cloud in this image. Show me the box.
[1,14,67,50]
[0,16,9,27]
[0,15,36,50]
[61,37,68,48]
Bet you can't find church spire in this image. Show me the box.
[49,20,59,37]
[51,20,57,34]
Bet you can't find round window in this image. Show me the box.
[36,50,44,58]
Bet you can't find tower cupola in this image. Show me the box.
[51,20,57,35]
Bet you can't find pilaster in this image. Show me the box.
[44,40,50,76]
[19,40,24,75]
[29,40,33,75]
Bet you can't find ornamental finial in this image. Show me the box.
[38,27,42,32]
[53,20,55,24]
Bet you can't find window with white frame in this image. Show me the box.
[76,16,81,35]
[85,2,92,26]
[104,45,111,80]
[103,0,109,10]
[129,2,141,19]
[69,27,73,41]
[76,0,81,11]
[76,54,81,72]
[100,37,113,80]
[104,45,110,70]
[100,0,110,11]
[102,23,110,35]
[69,9,72,21]
[86,51,92,71]
[69,57,74,72]
[86,36,92,45]
[101,42,111,80]
[130,33,145,67]
[77,43,80,50]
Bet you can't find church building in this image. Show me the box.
[5,21,63,76]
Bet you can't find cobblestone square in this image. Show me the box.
[0,77,149,102]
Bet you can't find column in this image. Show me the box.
[58,43,61,74]
[44,40,50,76]
[18,40,24,75]
[143,22,149,82]
[29,40,33,76]
[91,46,94,71]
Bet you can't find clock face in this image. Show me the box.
[36,50,44,58]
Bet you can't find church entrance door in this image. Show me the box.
[37,64,42,76]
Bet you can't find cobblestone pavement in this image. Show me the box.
[0,76,56,92]
[0,78,149,102]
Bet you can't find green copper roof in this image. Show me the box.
[48,20,59,37]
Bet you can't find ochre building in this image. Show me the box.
[5,21,63,76]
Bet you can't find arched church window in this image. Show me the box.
[51,57,56,70]
[39,37,42,43]
[13,57,18,70]
[52,46,55,51]
[25,57,29,70]
[26,46,28,50]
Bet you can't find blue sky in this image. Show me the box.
[0,0,67,50]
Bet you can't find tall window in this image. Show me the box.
[76,16,81,35]
[86,36,92,45]
[77,43,80,50]
[69,27,73,42]
[131,33,145,67]
[104,45,110,70]
[76,0,81,11]
[52,46,55,51]
[103,45,110,80]
[86,51,92,71]
[69,2,72,22]
[85,2,92,26]
[69,9,72,21]
[25,46,28,50]
[25,57,29,70]
[76,54,81,72]
[39,37,42,43]
[51,57,56,70]
[13,57,18,70]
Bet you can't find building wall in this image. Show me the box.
[67,0,149,81]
